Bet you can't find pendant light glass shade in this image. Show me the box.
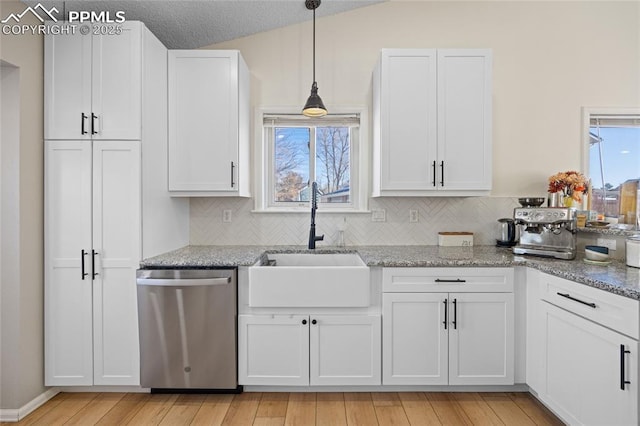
[303,82,327,117]
[302,0,327,117]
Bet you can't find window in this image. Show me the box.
[583,108,640,224]
[257,110,366,212]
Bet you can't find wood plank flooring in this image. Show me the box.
[4,392,564,425]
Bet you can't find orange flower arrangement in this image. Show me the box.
[548,171,589,202]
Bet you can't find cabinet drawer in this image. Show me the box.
[540,273,639,339]
[382,267,513,293]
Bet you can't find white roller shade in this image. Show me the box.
[263,113,360,127]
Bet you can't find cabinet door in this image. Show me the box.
[168,50,239,193]
[310,315,381,386]
[448,293,514,385]
[92,141,141,385]
[44,31,92,140]
[542,302,638,426]
[91,22,142,140]
[379,49,437,191]
[382,293,448,385]
[44,141,93,385]
[437,50,492,190]
[238,315,309,386]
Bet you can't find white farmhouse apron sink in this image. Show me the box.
[248,253,370,307]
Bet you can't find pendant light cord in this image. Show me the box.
[312,5,316,83]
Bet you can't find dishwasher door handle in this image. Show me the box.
[136,277,231,287]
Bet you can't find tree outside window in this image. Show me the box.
[273,126,351,205]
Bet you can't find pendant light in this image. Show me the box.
[302,0,327,117]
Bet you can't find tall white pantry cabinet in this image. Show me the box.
[44,21,189,386]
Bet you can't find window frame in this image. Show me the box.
[581,106,640,182]
[581,106,640,220]
[254,106,369,213]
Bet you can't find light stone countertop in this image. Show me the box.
[141,245,640,300]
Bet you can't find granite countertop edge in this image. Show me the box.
[140,245,640,301]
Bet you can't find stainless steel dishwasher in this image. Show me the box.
[136,269,240,391]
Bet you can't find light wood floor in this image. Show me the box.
[4,391,564,425]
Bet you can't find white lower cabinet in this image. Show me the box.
[383,292,514,385]
[239,315,309,386]
[382,267,515,386]
[448,292,514,385]
[382,293,447,384]
[533,272,639,426]
[542,301,638,425]
[239,314,381,386]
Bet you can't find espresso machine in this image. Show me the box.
[512,207,577,260]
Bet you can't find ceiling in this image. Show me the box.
[23,0,384,48]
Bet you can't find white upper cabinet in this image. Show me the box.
[437,50,492,191]
[168,50,250,197]
[372,48,492,196]
[376,49,438,192]
[45,22,142,140]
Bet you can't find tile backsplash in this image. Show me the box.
[190,197,520,246]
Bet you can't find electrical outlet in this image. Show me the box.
[372,209,386,222]
[223,209,232,223]
[409,209,419,223]
[596,238,616,251]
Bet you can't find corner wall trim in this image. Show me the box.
[0,388,59,422]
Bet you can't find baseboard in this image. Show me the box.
[58,385,149,393]
[0,388,59,422]
[243,383,531,393]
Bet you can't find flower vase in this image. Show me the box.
[563,196,574,208]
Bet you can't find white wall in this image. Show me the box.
[0,1,45,411]
[210,0,639,195]
[1,60,21,410]
[189,1,639,246]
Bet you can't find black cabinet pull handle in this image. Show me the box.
[230,161,235,188]
[81,249,88,280]
[302,319,307,325]
[557,292,596,309]
[91,113,98,135]
[435,278,466,283]
[311,319,317,325]
[440,161,444,186]
[432,161,436,187]
[81,113,88,135]
[443,299,448,330]
[91,250,99,279]
[621,344,631,390]
[452,298,458,329]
